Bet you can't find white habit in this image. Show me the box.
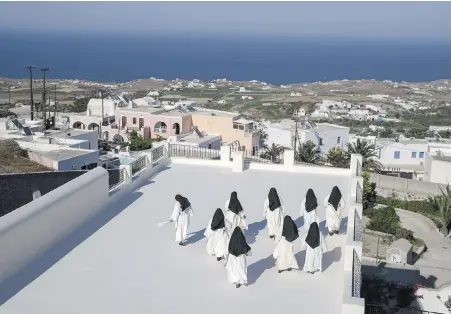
[301,226,327,273]
[170,201,194,243]
[301,198,318,233]
[263,198,284,237]
[273,227,299,271]
[226,252,251,285]
[204,218,230,258]
[225,199,247,231]
[324,195,345,233]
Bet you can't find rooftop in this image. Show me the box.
[431,155,451,162]
[192,109,239,118]
[0,162,350,314]
[28,148,96,161]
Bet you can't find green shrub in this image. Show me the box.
[367,206,400,235]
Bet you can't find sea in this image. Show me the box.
[1,30,451,84]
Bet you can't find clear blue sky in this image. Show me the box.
[0,1,450,40]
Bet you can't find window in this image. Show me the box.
[394,151,400,159]
[208,144,212,149]
[419,152,425,158]
[233,122,244,130]
[139,118,144,129]
[337,136,341,144]
[121,116,127,127]
[319,138,324,146]
[411,152,417,158]
[132,117,137,125]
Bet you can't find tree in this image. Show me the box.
[346,139,383,173]
[295,140,321,164]
[255,122,268,144]
[260,143,285,163]
[127,130,153,151]
[327,147,350,168]
[428,185,451,235]
[362,171,377,213]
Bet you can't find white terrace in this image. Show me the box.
[0,145,365,314]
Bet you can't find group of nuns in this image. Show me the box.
[169,186,345,289]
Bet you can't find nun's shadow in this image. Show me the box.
[294,216,304,229]
[322,247,342,271]
[185,228,206,245]
[294,250,306,269]
[244,219,267,244]
[247,254,275,285]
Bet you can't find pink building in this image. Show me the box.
[105,107,193,142]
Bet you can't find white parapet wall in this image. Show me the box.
[0,167,110,286]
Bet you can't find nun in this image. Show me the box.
[301,189,319,234]
[204,208,230,261]
[225,191,248,231]
[169,194,194,246]
[263,187,285,239]
[273,215,299,273]
[324,186,345,235]
[226,227,252,288]
[301,221,328,274]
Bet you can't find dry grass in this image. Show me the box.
[0,156,53,174]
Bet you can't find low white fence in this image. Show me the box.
[371,173,447,196]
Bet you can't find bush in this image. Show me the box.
[0,139,27,158]
[367,206,425,246]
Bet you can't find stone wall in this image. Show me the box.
[0,170,87,217]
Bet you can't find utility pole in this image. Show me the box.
[54,84,57,119]
[7,84,11,105]
[293,106,300,157]
[25,65,36,120]
[41,67,49,127]
[99,90,104,137]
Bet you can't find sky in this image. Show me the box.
[0,1,450,40]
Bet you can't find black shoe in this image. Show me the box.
[217,257,222,261]
[328,232,334,236]
[179,242,186,246]
[288,268,292,272]
[278,270,283,274]
[335,230,339,234]
[236,284,241,288]
[269,235,274,239]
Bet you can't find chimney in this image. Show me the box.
[128,100,133,108]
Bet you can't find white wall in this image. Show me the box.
[304,127,349,154]
[424,153,451,184]
[68,131,99,150]
[55,150,100,170]
[266,127,292,148]
[379,142,427,167]
[0,167,109,289]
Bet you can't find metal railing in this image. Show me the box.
[130,156,147,176]
[352,249,362,298]
[356,159,362,176]
[356,181,363,204]
[294,153,349,169]
[242,149,284,164]
[364,304,443,314]
[354,209,363,242]
[151,145,164,164]
[169,144,220,159]
[108,168,125,190]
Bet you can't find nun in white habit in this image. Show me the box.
[263,187,285,239]
[225,191,247,231]
[324,186,345,235]
[301,221,328,274]
[273,215,300,273]
[226,227,252,288]
[301,189,319,234]
[204,208,230,261]
[169,194,194,246]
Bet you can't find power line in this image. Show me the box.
[24,65,36,120]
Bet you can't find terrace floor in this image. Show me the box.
[0,163,351,314]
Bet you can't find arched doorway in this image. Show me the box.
[173,122,180,135]
[88,123,100,132]
[112,134,124,144]
[154,121,167,133]
[102,131,109,141]
[73,121,85,129]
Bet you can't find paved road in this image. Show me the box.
[395,207,451,288]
